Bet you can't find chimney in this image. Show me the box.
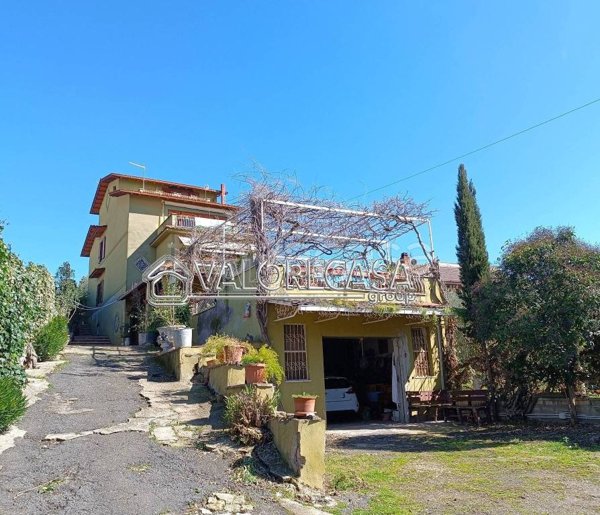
[400,252,411,266]
[220,183,226,205]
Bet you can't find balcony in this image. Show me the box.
[151,214,228,247]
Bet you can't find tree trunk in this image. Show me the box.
[565,384,578,426]
[481,340,497,423]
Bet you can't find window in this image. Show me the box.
[99,236,106,262]
[96,280,104,307]
[284,324,308,381]
[411,327,431,376]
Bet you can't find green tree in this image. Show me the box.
[472,227,600,424]
[453,164,496,411]
[454,164,490,316]
[55,262,85,320]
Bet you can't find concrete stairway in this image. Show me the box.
[69,335,112,346]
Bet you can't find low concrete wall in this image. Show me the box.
[527,395,600,423]
[207,364,245,396]
[156,347,203,382]
[226,383,276,402]
[269,413,326,489]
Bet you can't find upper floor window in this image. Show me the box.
[411,327,431,377]
[99,236,106,262]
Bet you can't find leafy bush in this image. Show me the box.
[241,345,285,384]
[0,377,27,432]
[0,226,55,385]
[34,316,69,361]
[224,386,277,445]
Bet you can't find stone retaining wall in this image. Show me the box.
[156,347,203,382]
[269,413,326,489]
[527,394,600,423]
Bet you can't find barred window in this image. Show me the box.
[411,327,431,376]
[284,324,308,381]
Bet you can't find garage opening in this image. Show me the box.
[322,337,395,422]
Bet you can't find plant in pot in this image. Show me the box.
[292,392,318,417]
[241,345,284,385]
[148,286,192,351]
[200,334,252,365]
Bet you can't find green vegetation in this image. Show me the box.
[54,261,86,321]
[241,344,284,384]
[0,377,27,432]
[292,392,318,399]
[223,385,277,445]
[38,477,65,494]
[34,316,69,361]
[473,227,600,421]
[326,431,600,514]
[0,223,55,385]
[454,163,490,316]
[200,334,252,362]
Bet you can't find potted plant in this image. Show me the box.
[241,345,284,385]
[148,290,192,351]
[292,393,318,417]
[199,335,252,365]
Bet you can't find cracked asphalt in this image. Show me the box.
[0,346,285,515]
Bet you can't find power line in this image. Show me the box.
[348,95,600,201]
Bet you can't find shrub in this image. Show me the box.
[224,386,277,445]
[200,334,252,363]
[0,377,27,432]
[241,345,285,384]
[34,316,69,361]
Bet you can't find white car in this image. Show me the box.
[325,376,359,413]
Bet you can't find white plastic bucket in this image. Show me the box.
[174,328,193,348]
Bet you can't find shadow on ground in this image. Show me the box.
[327,420,600,453]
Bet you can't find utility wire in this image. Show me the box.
[348,95,600,201]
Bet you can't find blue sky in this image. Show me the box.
[1,1,600,279]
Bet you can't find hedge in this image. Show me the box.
[0,226,55,384]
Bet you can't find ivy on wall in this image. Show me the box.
[0,226,55,385]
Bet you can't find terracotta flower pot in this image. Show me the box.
[293,397,317,417]
[245,363,267,384]
[224,344,244,364]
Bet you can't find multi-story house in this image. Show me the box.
[80,173,234,343]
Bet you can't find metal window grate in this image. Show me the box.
[411,327,431,376]
[284,324,308,381]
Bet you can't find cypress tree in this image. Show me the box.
[454,163,490,318]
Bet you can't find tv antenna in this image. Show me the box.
[128,161,146,190]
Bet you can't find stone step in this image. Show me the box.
[69,335,112,345]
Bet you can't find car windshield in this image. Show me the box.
[325,377,351,389]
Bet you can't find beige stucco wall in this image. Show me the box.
[208,364,246,396]
[87,180,130,343]
[269,415,326,489]
[156,347,203,382]
[267,306,442,417]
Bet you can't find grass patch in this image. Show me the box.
[38,478,65,494]
[326,431,600,514]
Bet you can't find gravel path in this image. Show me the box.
[0,346,284,515]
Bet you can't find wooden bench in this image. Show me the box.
[445,390,489,426]
[407,390,451,422]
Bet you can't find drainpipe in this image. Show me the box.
[435,316,446,390]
